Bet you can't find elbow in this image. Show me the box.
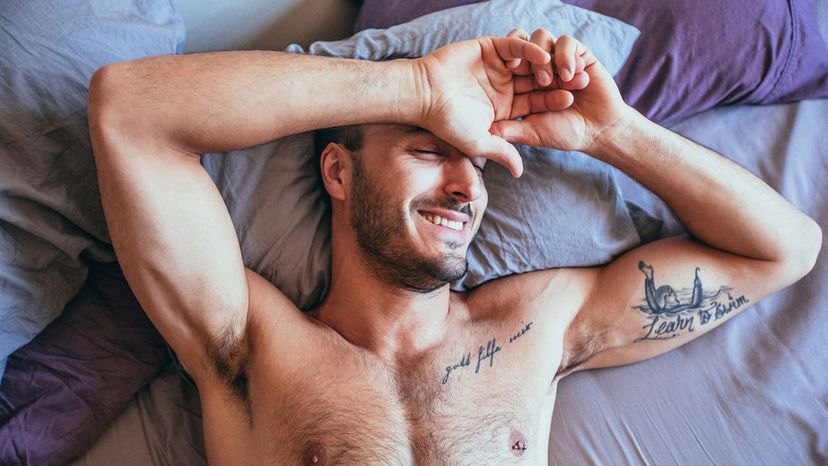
[87,63,140,157]
[801,217,823,274]
[88,64,121,149]
[786,216,823,280]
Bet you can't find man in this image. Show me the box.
[88,28,821,465]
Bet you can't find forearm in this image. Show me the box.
[590,107,821,264]
[89,51,423,154]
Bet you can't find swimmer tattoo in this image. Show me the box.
[633,261,749,342]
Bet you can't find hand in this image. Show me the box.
[489,29,632,154]
[412,36,574,177]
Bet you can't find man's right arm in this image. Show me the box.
[88,52,422,383]
[88,39,556,381]
[91,51,419,156]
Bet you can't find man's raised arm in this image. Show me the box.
[562,107,822,373]
[91,51,417,156]
[87,39,558,381]
[491,29,822,376]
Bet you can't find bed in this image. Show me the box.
[2,0,827,465]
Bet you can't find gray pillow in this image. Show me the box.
[0,0,185,378]
[202,0,642,308]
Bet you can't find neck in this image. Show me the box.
[314,237,455,362]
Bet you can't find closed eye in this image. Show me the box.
[414,150,485,174]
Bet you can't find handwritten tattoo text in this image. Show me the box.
[634,262,750,342]
[441,321,533,384]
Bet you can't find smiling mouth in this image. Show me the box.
[418,211,466,232]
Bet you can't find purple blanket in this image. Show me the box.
[0,262,169,465]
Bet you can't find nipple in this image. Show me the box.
[509,430,528,456]
[303,442,327,465]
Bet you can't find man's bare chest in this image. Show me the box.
[246,319,563,465]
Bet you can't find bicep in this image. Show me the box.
[92,125,249,381]
[562,234,811,375]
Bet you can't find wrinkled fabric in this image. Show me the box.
[355,0,828,124]
[549,97,828,466]
[0,261,170,466]
[0,0,185,381]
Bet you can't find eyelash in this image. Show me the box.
[415,150,486,174]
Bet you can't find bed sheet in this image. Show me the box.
[71,95,828,465]
[549,98,828,465]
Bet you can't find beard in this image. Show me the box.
[349,160,470,293]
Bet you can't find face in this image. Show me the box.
[344,124,489,293]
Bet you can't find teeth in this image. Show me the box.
[423,213,464,231]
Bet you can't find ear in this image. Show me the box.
[320,142,351,201]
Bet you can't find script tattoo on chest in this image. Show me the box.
[441,321,533,384]
[634,261,749,342]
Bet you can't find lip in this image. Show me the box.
[416,211,468,238]
[416,208,471,223]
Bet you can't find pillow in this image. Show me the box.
[355,0,828,123]
[0,0,185,462]
[0,0,185,379]
[0,262,170,465]
[201,0,642,307]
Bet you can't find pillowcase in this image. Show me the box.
[0,0,184,461]
[0,262,170,466]
[202,0,642,306]
[355,0,828,123]
[0,1,184,378]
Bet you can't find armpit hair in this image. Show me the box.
[556,320,609,378]
[207,321,252,421]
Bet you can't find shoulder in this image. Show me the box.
[465,267,600,321]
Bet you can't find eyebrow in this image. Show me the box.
[404,126,430,135]
[401,126,441,145]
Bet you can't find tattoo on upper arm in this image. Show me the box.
[634,261,749,342]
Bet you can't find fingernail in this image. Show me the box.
[537,70,550,85]
[560,67,572,81]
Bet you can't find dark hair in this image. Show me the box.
[313,125,363,158]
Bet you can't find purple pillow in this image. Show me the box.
[355,0,828,123]
[0,262,169,465]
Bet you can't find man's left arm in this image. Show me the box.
[556,110,822,376]
[493,30,823,377]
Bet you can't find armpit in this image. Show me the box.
[555,321,608,378]
[207,321,253,422]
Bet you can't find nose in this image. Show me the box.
[443,156,483,203]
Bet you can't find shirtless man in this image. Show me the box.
[87,28,821,464]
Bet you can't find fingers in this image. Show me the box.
[491,36,551,68]
[505,28,532,73]
[510,89,574,119]
[555,35,597,81]
[529,29,556,87]
[506,29,593,86]
[491,120,537,147]
[513,68,589,94]
[469,135,524,178]
[554,35,578,82]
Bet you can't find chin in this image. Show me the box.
[423,250,468,283]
